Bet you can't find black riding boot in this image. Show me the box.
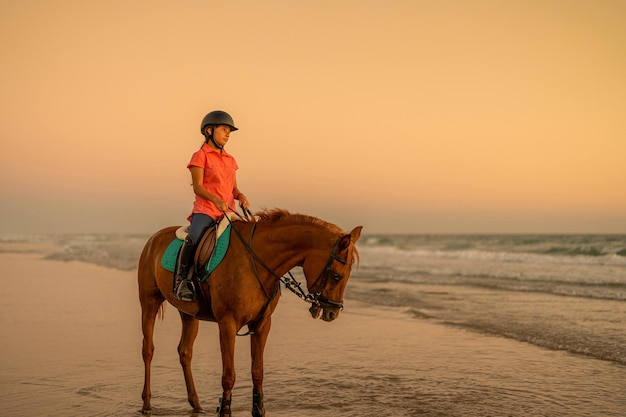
[173,237,197,302]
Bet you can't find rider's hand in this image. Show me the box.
[237,194,250,211]
[214,199,229,212]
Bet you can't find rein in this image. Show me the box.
[222,210,347,331]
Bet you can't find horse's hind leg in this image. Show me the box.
[178,312,203,412]
[140,291,164,414]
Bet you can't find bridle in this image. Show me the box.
[224,212,349,313]
[306,238,348,310]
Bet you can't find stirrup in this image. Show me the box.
[216,397,231,416]
[173,273,196,302]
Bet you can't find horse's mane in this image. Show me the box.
[254,208,360,266]
[254,208,345,236]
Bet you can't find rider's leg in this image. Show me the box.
[174,213,214,301]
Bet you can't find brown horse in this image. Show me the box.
[138,208,362,416]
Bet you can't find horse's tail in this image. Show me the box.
[157,302,165,320]
[138,227,174,321]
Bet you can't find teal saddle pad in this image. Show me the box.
[161,224,231,282]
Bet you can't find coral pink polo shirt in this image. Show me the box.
[187,143,239,220]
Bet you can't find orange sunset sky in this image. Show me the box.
[1,0,625,234]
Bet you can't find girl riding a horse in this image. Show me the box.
[174,110,251,302]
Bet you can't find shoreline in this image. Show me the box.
[2,248,625,364]
[2,247,625,363]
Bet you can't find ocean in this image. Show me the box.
[3,232,625,365]
[349,234,626,365]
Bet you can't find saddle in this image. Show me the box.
[193,226,217,269]
[159,216,237,321]
[171,214,238,321]
[171,212,238,281]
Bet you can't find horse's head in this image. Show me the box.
[303,226,362,322]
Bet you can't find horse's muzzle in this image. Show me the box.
[309,304,322,319]
[309,304,340,321]
[321,308,339,322]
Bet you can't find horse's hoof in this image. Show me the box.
[191,402,205,413]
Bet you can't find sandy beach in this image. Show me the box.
[1,250,624,416]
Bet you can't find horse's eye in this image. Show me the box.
[332,272,342,281]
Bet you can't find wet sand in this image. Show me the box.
[0,252,624,416]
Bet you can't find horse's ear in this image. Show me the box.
[350,226,363,242]
[338,226,363,251]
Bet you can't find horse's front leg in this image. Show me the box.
[217,320,237,416]
[250,316,271,417]
[178,312,203,412]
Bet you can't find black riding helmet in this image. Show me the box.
[200,110,238,150]
[200,110,238,134]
